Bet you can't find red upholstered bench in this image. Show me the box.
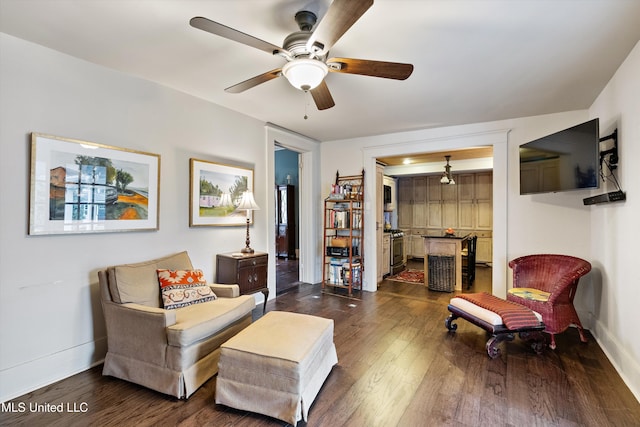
[445,292,546,358]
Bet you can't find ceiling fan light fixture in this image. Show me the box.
[282,59,328,91]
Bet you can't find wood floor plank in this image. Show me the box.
[2,265,639,427]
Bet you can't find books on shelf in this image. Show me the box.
[333,210,349,228]
[328,206,362,229]
[352,211,362,228]
[329,258,344,285]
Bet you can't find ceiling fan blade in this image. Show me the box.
[306,0,373,54]
[310,81,335,110]
[190,17,286,56]
[225,69,282,93]
[327,57,414,80]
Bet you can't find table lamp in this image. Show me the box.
[237,191,260,253]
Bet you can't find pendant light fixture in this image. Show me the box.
[440,155,455,185]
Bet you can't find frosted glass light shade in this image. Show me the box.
[282,59,328,91]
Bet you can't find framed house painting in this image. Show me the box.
[189,158,253,227]
[29,133,160,235]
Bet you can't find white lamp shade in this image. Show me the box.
[237,191,260,211]
[282,59,328,91]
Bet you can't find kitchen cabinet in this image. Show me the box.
[398,171,493,262]
[397,177,413,229]
[397,176,427,229]
[412,176,428,228]
[476,232,493,264]
[382,233,391,277]
[457,172,492,230]
[427,175,457,230]
[409,233,425,258]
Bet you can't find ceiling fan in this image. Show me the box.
[190,0,413,110]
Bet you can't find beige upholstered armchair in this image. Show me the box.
[98,251,255,398]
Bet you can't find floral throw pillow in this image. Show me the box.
[157,269,216,310]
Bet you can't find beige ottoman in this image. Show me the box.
[215,311,338,425]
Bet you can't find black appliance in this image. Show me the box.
[388,229,405,275]
[383,185,392,204]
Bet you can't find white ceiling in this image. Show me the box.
[1,0,639,142]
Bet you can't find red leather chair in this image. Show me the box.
[507,254,591,349]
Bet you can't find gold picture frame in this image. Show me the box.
[29,133,160,235]
[189,158,254,227]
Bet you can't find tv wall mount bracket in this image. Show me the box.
[583,128,625,205]
[599,129,618,170]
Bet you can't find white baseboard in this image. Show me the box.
[0,337,107,403]
[590,318,640,403]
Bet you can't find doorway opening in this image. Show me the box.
[275,145,300,295]
[375,146,495,293]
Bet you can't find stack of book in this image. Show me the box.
[329,208,350,228]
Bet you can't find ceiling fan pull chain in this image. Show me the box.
[304,90,310,120]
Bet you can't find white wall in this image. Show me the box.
[588,40,640,400]
[0,34,274,401]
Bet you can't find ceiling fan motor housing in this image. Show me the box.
[280,11,330,91]
[284,11,326,59]
[283,31,313,57]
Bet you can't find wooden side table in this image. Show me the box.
[216,252,269,313]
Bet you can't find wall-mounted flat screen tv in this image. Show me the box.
[519,118,600,195]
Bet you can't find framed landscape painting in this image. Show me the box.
[29,133,160,235]
[189,158,253,227]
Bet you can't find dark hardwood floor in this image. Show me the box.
[2,263,639,426]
